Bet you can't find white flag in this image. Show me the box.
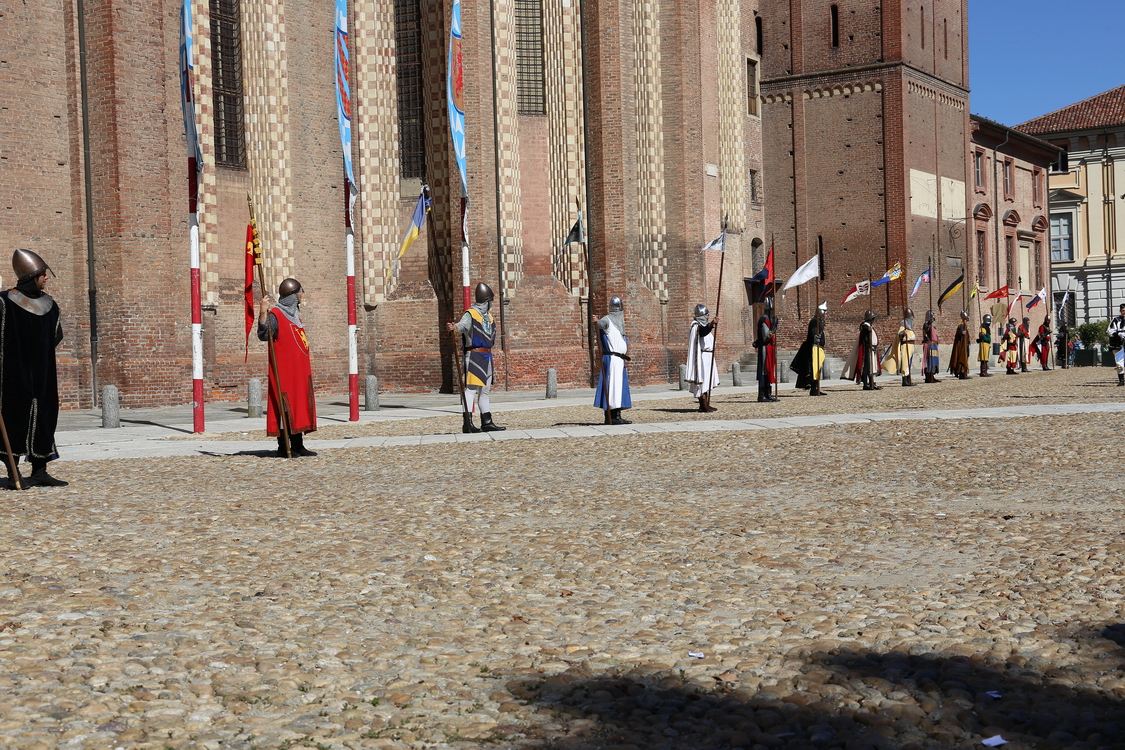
[841,280,870,305]
[782,255,819,292]
[701,231,725,253]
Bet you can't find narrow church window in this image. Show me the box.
[515,0,546,115]
[756,16,763,56]
[395,0,426,179]
[830,5,839,48]
[211,0,246,168]
[920,6,925,49]
[943,18,948,59]
[747,59,759,116]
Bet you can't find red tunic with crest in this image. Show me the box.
[266,309,317,436]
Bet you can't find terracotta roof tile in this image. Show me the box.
[1015,84,1125,134]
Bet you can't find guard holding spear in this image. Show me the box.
[447,282,506,433]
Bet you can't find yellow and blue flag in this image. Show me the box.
[387,189,432,283]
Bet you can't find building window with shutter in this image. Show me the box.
[395,0,426,180]
[211,0,246,168]
[747,59,759,116]
[1050,214,1073,261]
[515,0,545,115]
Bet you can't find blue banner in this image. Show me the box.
[179,0,203,168]
[334,0,355,191]
[447,0,467,196]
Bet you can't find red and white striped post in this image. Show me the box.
[189,161,204,433]
[345,176,359,421]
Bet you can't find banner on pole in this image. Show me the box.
[334,0,356,193]
[447,0,468,196]
[179,0,203,169]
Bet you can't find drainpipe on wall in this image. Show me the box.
[76,0,99,407]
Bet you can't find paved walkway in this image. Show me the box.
[52,373,1125,462]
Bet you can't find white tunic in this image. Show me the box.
[686,321,719,397]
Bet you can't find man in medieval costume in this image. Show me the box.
[0,250,66,488]
[884,308,917,386]
[1109,303,1125,386]
[949,310,971,380]
[792,303,828,396]
[1056,319,1069,369]
[258,278,318,457]
[1032,315,1052,371]
[753,297,778,403]
[842,309,881,390]
[593,295,632,425]
[447,282,506,433]
[977,313,993,377]
[921,309,941,383]
[686,303,719,411]
[1018,316,1032,372]
[1001,317,1020,375]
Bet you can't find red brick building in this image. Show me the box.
[759,0,972,351]
[0,0,765,408]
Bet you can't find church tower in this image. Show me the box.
[759,0,970,345]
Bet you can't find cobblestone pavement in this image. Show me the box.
[2,371,1125,749]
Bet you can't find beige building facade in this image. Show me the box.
[1017,85,1125,325]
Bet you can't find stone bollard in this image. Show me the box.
[247,378,263,418]
[731,362,743,387]
[101,385,120,429]
[546,368,558,399]
[778,359,792,384]
[365,375,379,411]
[678,363,687,390]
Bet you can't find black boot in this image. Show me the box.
[4,460,23,490]
[1118,373,1124,387]
[757,387,769,403]
[699,396,709,411]
[480,412,506,431]
[462,412,480,433]
[276,435,289,458]
[29,460,67,488]
[290,433,318,457]
[611,409,631,425]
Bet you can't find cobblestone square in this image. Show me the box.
[2,369,1124,749]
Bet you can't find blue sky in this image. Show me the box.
[968,0,1125,127]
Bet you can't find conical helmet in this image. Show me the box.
[609,296,624,312]
[12,249,50,285]
[475,282,494,303]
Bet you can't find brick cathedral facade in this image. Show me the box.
[0,0,766,408]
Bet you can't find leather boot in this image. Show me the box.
[276,435,289,458]
[29,460,67,487]
[611,409,632,425]
[980,363,991,377]
[699,397,708,412]
[480,412,506,431]
[462,412,480,433]
[4,460,23,490]
[1118,373,1124,387]
[604,409,613,425]
[290,433,318,457]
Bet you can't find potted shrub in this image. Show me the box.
[1076,321,1108,366]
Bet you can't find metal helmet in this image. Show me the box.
[983,314,993,326]
[864,309,876,322]
[925,310,935,323]
[1022,316,1030,325]
[609,295,624,312]
[693,303,709,318]
[474,282,494,303]
[903,307,914,320]
[1008,317,1017,326]
[765,296,776,314]
[278,278,302,297]
[960,310,969,321]
[12,249,50,285]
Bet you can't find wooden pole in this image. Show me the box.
[247,195,292,459]
[0,411,21,490]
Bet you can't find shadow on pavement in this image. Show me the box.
[120,419,195,434]
[197,449,279,459]
[504,646,1125,749]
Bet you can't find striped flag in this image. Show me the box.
[387,189,432,283]
[937,273,964,309]
[910,268,931,298]
[969,281,980,300]
[870,262,902,288]
[1026,287,1047,310]
[841,280,871,305]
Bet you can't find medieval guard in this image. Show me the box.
[842,309,881,390]
[949,310,972,380]
[258,278,318,457]
[1056,319,1069,369]
[1109,303,1125,386]
[593,295,632,425]
[1002,317,1020,375]
[0,250,66,488]
[922,309,941,383]
[686,304,719,411]
[977,313,993,377]
[885,308,917,386]
[792,303,828,396]
[1032,315,1052,371]
[753,297,779,402]
[1018,316,1032,372]
[447,282,506,433]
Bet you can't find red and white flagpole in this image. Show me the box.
[345,175,359,421]
[189,161,204,433]
[461,197,471,310]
